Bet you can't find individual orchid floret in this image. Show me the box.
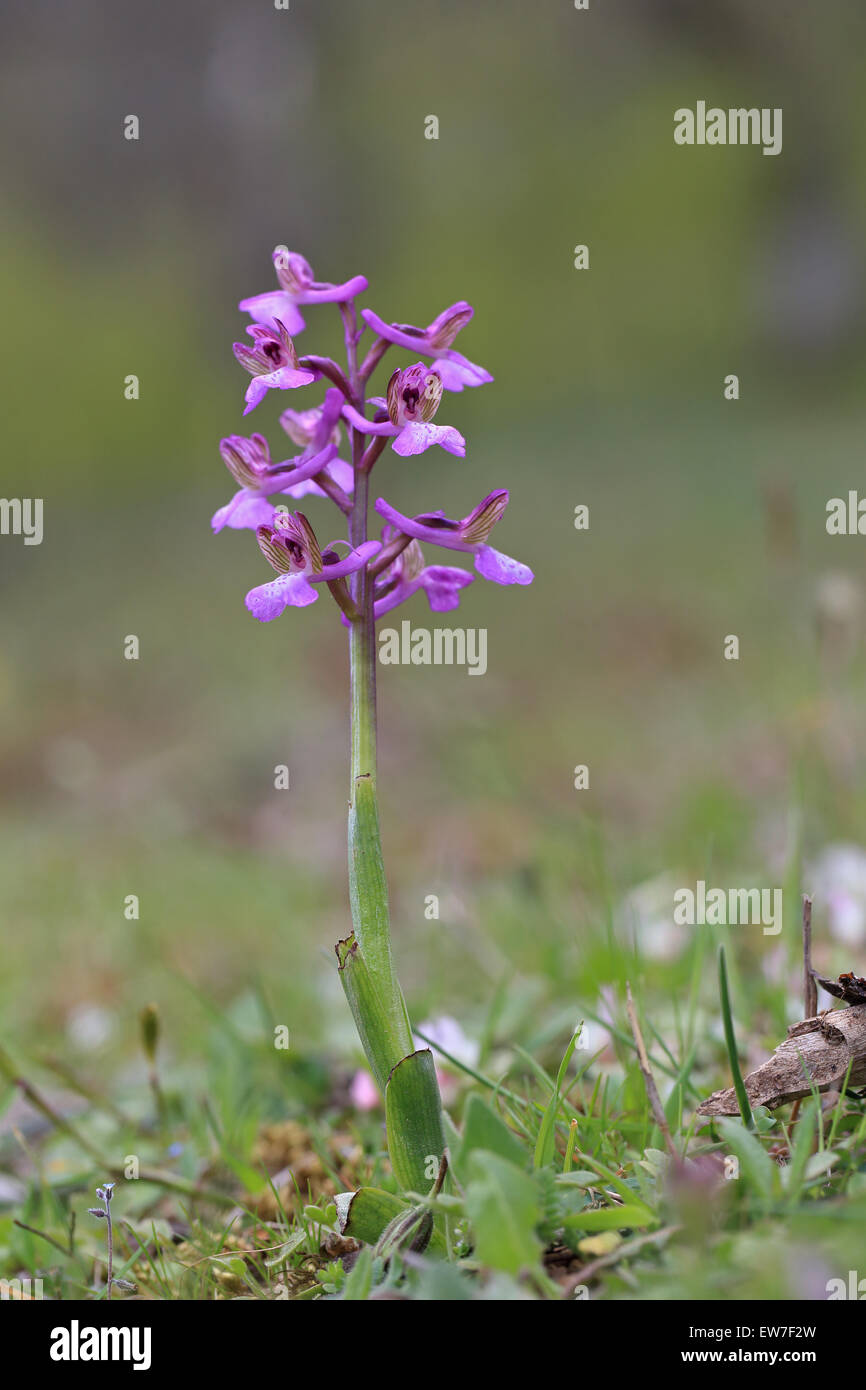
[245,509,380,622]
[374,490,533,585]
[361,300,492,392]
[279,387,354,498]
[240,246,369,337]
[211,433,346,533]
[341,364,466,458]
[370,530,473,620]
[233,319,318,415]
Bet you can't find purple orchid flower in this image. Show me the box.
[246,510,380,621]
[233,319,318,415]
[360,301,492,392]
[211,432,348,533]
[374,490,533,586]
[341,364,466,458]
[240,246,369,337]
[278,387,354,499]
[369,530,474,620]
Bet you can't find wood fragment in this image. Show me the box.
[697,1003,866,1117]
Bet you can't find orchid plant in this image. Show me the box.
[213,246,533,1236]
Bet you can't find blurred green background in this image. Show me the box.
[2,0,866,1141]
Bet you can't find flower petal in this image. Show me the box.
[374,497,468,552]
[297,274,369,305]
[311,539,381,582]
[474,545,534,586]
[243,366,317,416]
[341,402,397,437]
[432,351,493,392]
[420,565,474,611]
[392,422,466,458]
[212,490,276,533]
[360,307,430,353]
[243,376,270,414]
[268,441,339,488]
[239,291,305,336]
[326,457,355,492]
[246,573,318,620]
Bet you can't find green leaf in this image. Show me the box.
[335,1188,407,1245]
[534,1030,580,1168]
[453,1094,527,1182]
[564,1203,655,1232]
[341,1246,374,1300]
[465,1150,542,1275]
[718,945,754,1130]
[783,1097,819,1202]
[335,934,408,1093]
[573,1153,654,1219]
[384,1049,446,1195]
[716,1117,775,1200]
[555,1170,601,1187]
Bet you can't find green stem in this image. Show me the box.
[336,302,447,1216]
[344,311,413,1065]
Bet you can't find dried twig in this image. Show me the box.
[625,982,678,1158]
[803,895,817,1020]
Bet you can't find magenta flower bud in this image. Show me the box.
[232,318,318,415]
[239,245,369,338]
[374,491,533,586]
[361,300,492,392]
